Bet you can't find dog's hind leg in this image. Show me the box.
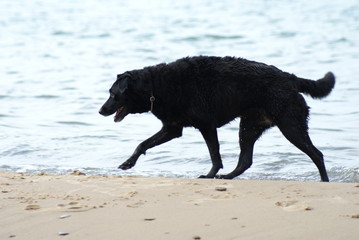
[218,111,271,179]
[198,127,223,178]
[277,117,329,182]
[118,124,183,170]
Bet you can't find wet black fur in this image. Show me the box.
[99,56,335,181]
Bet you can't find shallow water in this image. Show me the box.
[1,0,358,182]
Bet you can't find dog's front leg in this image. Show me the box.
[198,127,223,178]
[119,124,183,170]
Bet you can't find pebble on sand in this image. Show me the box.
[70,170,86,176]
[215,186,227,192]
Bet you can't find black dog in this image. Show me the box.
[99,56,335,181]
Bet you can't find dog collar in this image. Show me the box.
[150,94,155,112]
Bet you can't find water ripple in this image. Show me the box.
[56,121,93,126]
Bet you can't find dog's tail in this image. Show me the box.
[295,72,335,99]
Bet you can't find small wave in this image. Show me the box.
[344,111,359,115]
[321,146,355,151]
[56,121,93,126]
[51,134,118,141]
[42,54,58,59]
[177,34,244,42]
[204,34,245,40]
[1,164,357,183]
[347,88,359,92]
[236,167,359,183]
[317,59,338,64]
[52,30,73,36]
[0,114,10,118]
[312,127,343,132]
[2,147,40,157]
[276,31,297,38]
[34,95,60,99]
[311,112,333,116]
[79,33,111,39]
[136,48,156,53]
[6,71,19,75]
[328,167,359,183]
[330,37,349,44]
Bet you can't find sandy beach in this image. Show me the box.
[0,171,358,240]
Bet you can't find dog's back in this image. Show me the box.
[146,56,334,128]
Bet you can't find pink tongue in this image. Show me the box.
[114,107,124,119]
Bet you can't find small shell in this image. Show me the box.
[59,214,71,219]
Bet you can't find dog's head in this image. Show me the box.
[99,73,130,122]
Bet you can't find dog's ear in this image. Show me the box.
[118,77,128,94]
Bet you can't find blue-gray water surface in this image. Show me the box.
[1,0,358,182]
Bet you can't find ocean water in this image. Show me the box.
[1,0,358,182]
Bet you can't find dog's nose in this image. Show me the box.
[99,106,112,116]
[99,107,105,116]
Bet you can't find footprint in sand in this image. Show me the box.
[120,191,138,200]
[275,200,312,211]
[25,204,41,210]
[341,214,359,219]
[67,201,82,209]
[57,201,93,212]
[210,192,238,199]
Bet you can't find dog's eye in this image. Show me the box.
[110,93,115,99]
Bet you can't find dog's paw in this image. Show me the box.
[198,175,215,179]
[118,161,135,170]
[215,174,234,180]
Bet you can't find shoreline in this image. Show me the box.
[1,171,358,239]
